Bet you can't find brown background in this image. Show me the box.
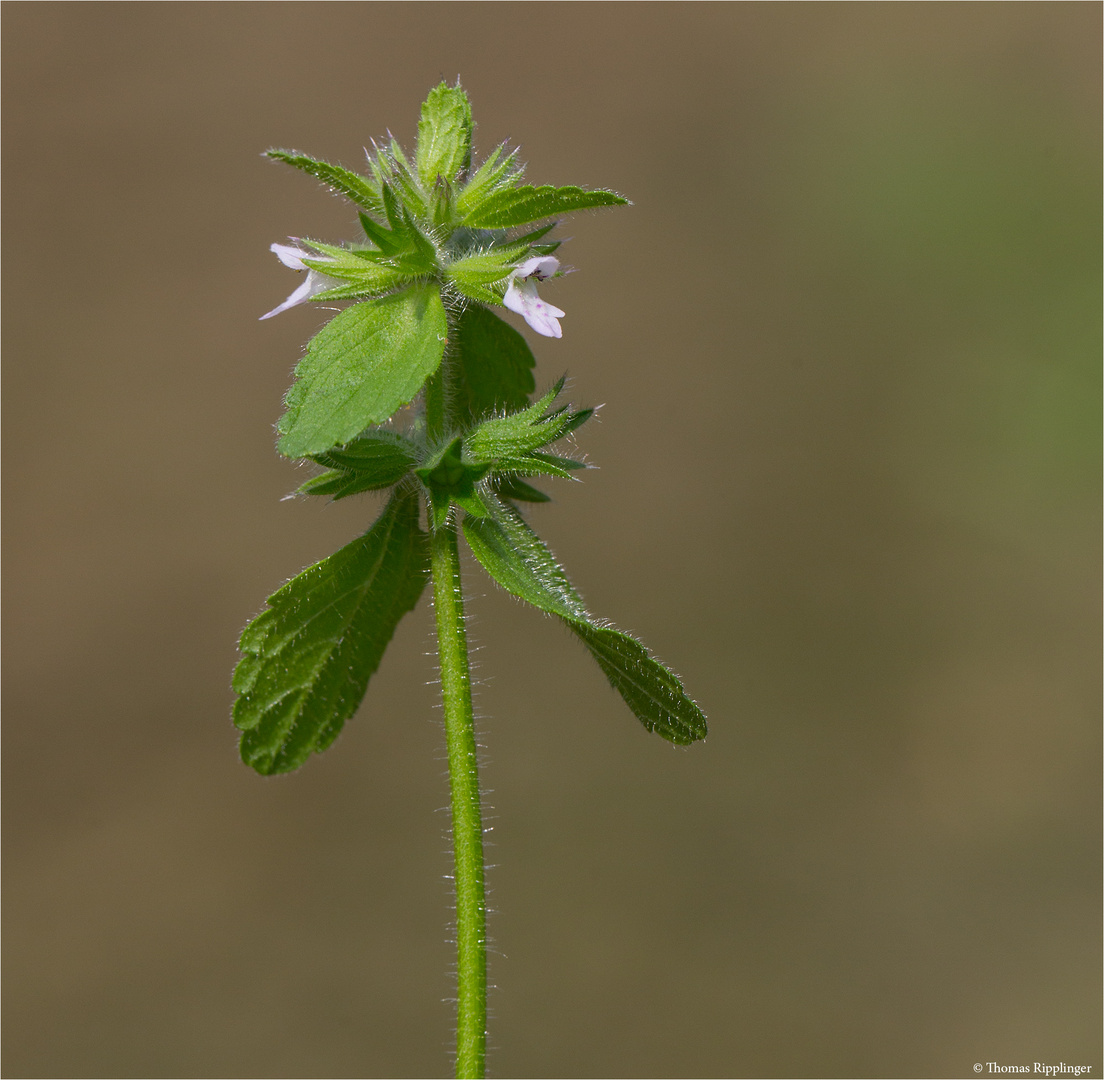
[3,4,1100,1078]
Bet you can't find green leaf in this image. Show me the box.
[384,140,428,216]
[309,279,409,304]
[482,451,588,480]
[464,377,592,464]
[350,207,437,275]
[429,176,456,231]
[452,305,536,424]
[399,208,438,271]
[463,185,629,229]
[301,430,419,500]
[445,247,524,288]
[462,500,707,745]
[455,145,523,217]
[462,498,586,619]
[266,150,384,215]
[296,240,415,297]
[416,82,473,187]
[445,277,504,307]
[277,285,448,458]
[358,211,405,255]
[564,623,708,746]
[233,491,430,774]
[312,429,419,473]
[492,476,550,503]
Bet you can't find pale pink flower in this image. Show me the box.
[503,256,565,338]
[260,243,337,320]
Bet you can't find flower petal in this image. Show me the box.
[260,271,333,320]
[504,277,564,338]
[513,255,559,281]
[270,242,313,270]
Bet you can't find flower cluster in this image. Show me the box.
[258,83,624,349]
[264,243,566,339]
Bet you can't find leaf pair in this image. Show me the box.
[463,498,707,746]
[279,300,540,462]
[232,487,705,776]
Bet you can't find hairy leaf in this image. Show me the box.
[483,451,588,480]
[564,623,707,746]
[233,491,430,774]
[452,305,536,424]
[301,430,419,500]
[464,185,629,229]
[384,140,428,216]
[350,209,437,275]
[464,377,591,464]
[358,211,405,255]
[266,150,384,215]
[446,247,525,288]
[416,82,473,186]
[277,285,447,459]
[297,240,415,296]
[455,145,523,217]
[491,476,551,503]
[462,500,707,745]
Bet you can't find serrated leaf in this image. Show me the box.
[452,305,536,424]
[462,498,585,619]
[301,430,419,500]
[277,285,448,459]
[564,622,707,745]
[463,185,629,229]
[462,500,707,745]
[233,491,430,774]
[416,82,473,187]
[267,150,384,214]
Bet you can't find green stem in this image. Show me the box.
[431,522,487,1079]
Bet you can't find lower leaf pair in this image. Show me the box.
[232,490,706,775]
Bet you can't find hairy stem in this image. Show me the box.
[431,522,487,1079]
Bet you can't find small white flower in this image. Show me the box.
[260,242,338,320]
[503,256,565,338]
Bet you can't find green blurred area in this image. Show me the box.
[3,4,1099,1078]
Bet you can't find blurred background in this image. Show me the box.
[3,4,1100,1078]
